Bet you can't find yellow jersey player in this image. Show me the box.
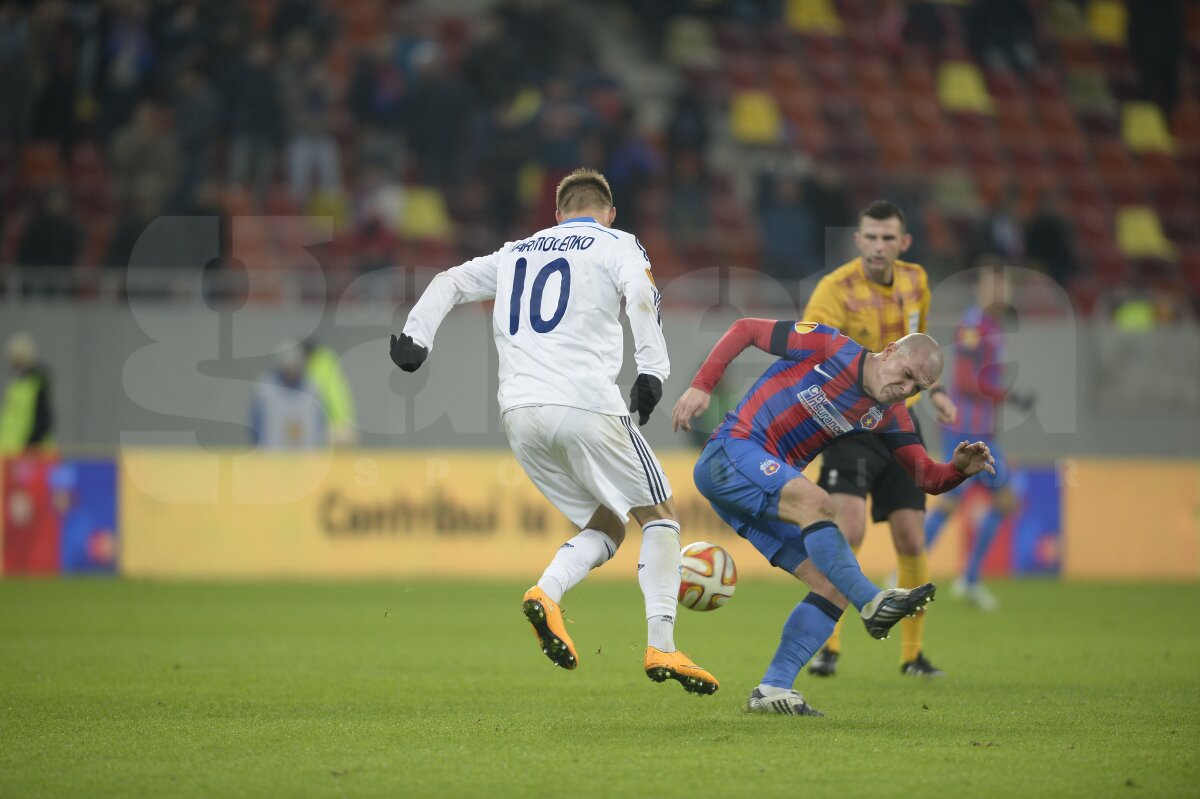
[802,201,957,678]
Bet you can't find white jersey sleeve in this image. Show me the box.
[610,235,670,383]
[402,246,508,350]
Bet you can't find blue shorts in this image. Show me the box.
[946,435,1009,495]
[693,437,811,574]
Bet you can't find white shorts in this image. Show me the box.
[502,405,672,528]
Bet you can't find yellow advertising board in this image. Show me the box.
[1062,460,1200,579]
[120,449,950,580]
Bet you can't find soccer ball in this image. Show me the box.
[678,542,737,611]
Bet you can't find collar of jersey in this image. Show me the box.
[854,349,869,397]
[558,216,598,225]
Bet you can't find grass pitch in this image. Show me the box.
[1,578,1197,798]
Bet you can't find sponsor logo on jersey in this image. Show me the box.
[960,326,981,349]
[759,459,780,476]
[797,385,853,436]
[860,406,884,430]
[794,322,818,335]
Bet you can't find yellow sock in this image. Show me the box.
[897,552,928,664]
[822,545,859,654]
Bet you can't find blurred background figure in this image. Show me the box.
[0,332,54,455]
[248,339,327,450]
[924,263,1034,611]
[303,338,357,447]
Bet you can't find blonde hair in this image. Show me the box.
[555,168,613,213]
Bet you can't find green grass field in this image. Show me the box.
[1,579,1198,798]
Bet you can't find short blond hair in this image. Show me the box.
[556,168,613,213]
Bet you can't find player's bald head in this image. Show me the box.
[894,333,943,383]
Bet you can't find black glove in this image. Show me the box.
[1008,390,1036,413]
[628,374,663,426]
[390,333,428,372]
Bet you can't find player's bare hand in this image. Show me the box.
[951,440,995,476]
[931,390,957,425]
[672,388,711,433]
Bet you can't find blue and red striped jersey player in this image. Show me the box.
[924,266,1034,611]
[671,318,994,716]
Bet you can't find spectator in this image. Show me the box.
[270,0,335,57]
[404,45,471,188]
[249,341,327,449]
[105,175,165,270]
[536,76,592,172]
[170,67,220,210]
[461,12,523,108]
[804,163,854,270]
[1127,0,1184,117]
[965,0,1037,74]
[0,332,54,455]
[1024,193,1077,286]
[109,100,178,207]
[605,107,661,234]
[30,0,85,158]
[666,150,710,252]
[227,39,282,207]
[665,84,709,166]
[97,0,156,138]
[17,185,81,268]
[277,30,341,204]
[0,2,33,148]
[758,173,818,282]
[971,188,1024,264]
[348,35,406,133]
[303,339,357,447]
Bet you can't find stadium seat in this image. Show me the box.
[937,62,994,115]
[1116,206,1176,261]
[665,17,721,70]
[1121,102,1178,155]
[400,186,454,241]
[1085,0,1127,46]
[785,0,843,36]
[1066,69,1118,120]
[730,91,783,144]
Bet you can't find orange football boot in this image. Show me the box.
[522,586,579,670]
[644,647,719,695]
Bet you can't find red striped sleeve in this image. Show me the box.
[691,318,780,392]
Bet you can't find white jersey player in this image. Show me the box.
[391,168,718,696]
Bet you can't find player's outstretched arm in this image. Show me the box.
[688,318,780,393]
[887,438,994,495]
[394,251,503,369]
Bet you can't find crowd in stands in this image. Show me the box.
[0,0,1196,322]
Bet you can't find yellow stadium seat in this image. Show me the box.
[1115,206,1176,260]
[730,91,783,145]
[665,17,719,69]
[516,162,544,209]
[937,62,994,115]
[401,186,454,240]
[1085,0,1127,45]
[1121,102,1177,155]
[307,190,350,231]
[785,0,843,35]
[1113,298,1156,331]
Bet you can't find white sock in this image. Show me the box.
[536,528,618,603]
[639,519,681,652]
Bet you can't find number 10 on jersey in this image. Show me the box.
[509,257,571,335]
